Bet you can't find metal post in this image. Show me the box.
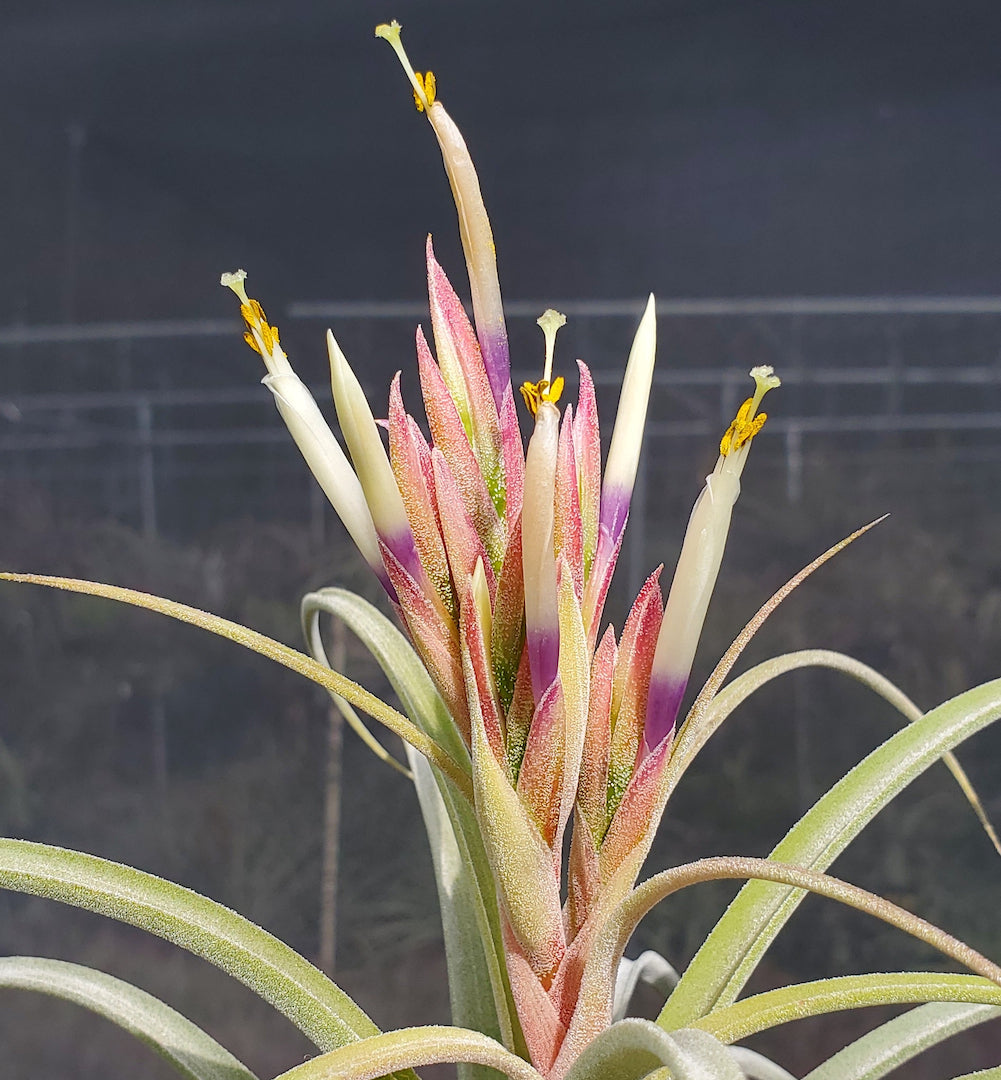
[793,668,814,813]
[885,319,903,416]
[136,398,158,538]
[61,123,87,323]
[151,691,169,804]
[319,620,346,977]
[785,426,803,503]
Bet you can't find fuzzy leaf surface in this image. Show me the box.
[659,678,1001,1028]
[0,955,257,1080]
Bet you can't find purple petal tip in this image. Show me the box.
[644,674,687,752]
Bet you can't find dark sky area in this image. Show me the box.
[3,0,1001,324]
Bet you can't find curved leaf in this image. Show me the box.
[614,951,680,1023]
[301,588,470,771]
[270,1025,544,1080]
[802,1000,1001,1080]
[0,955,257,1080]
[728,1047,796,1080]
[672,520,884,769]
[562,1020,745,1080]
[692,973,1001,1044]
[0,572,471,800]
[659,678,1001,1029]
[406,745,518,1068]
[0,838,414,1080]
[609,955,794,1078]
[674,649,999,853]
[637,1043,797,1079]
[303,588,519,1062]
[947,1070,1001,1079]
[570,852,1000,1078]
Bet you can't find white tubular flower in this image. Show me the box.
[645,365,781,750]
[220,271,383,579]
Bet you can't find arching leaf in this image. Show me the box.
[0,955,257,1080]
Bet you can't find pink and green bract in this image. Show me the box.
[222,21,778,1078]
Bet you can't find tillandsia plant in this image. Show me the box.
[3,19,1001,1080]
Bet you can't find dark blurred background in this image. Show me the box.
[2,1,1001,1077]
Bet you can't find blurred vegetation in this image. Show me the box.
[0,449,999,1077]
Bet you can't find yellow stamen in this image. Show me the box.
[521,308,569,415]
[519,376,565,418]
[375,21,434,112]
[220,270,281,359]
[719,365,781,456]
[413,71,436,112]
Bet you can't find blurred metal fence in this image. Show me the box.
[2,296,1001,594]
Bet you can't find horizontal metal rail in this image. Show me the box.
[3,294,1001,347]
[2,363,1001,416]
[289,296,1001,319]
[3,411,1000,454]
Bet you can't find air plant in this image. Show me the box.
[2,20,1001,1080]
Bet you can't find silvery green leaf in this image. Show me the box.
[407,743,517,1073]
[270,1024,545,1080]
[728,1047,796,1080]
[803,1001,1001,1080]
[614,951,680,1022]
[563,1019,746,1080]
[673,649,998,854]
[0,838,414,1080]
[694,972,1001,1046]
[610,954,791,1077]
[303,587,518,1066]
[0,956,257,1080]
[0,572,468,797]
[660,678,1001,1029]
[302,587,469,767]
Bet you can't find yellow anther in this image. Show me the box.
[238,297,281,358]
[414,71,436,112]
[221,273,281,359]
[519,376,565,418]
[719,365,781,456]
[720,399,766,455]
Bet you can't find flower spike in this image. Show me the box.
[219,41,801,1080]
